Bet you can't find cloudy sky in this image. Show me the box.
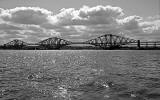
[0,0,159,44]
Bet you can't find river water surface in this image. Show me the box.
[0,50,160,100]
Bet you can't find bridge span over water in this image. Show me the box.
[1,34,160,49]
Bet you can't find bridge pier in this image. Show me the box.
[137,40,141,49]
[154,42,157,48]
[146,42,148,48]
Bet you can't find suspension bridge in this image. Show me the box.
[0,34,160,50]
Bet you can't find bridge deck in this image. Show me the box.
[1,34,160,50]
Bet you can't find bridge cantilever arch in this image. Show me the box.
[85,34,138,49]
[38,37,72,49]
[1,34,143,49]
[3,39,29,49]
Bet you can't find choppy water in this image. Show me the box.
[0,50,160,100]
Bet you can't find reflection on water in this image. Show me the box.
[0,50,160,100]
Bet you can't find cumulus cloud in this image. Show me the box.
[50,5,123,26]
[1,7,53,25]
[0,6,159,44]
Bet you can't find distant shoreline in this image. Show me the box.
[0,46,160,50]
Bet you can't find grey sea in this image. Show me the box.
[0,50,160,100]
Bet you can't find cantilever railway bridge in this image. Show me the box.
[1,34,160,49]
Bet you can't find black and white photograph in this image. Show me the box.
[0,0,160,100]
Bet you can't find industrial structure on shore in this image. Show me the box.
[0,34,160,50]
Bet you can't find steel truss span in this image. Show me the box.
[85,34,137,48]
[4,39,28,47]
[38,37,72,49]
[1,34,160,49]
